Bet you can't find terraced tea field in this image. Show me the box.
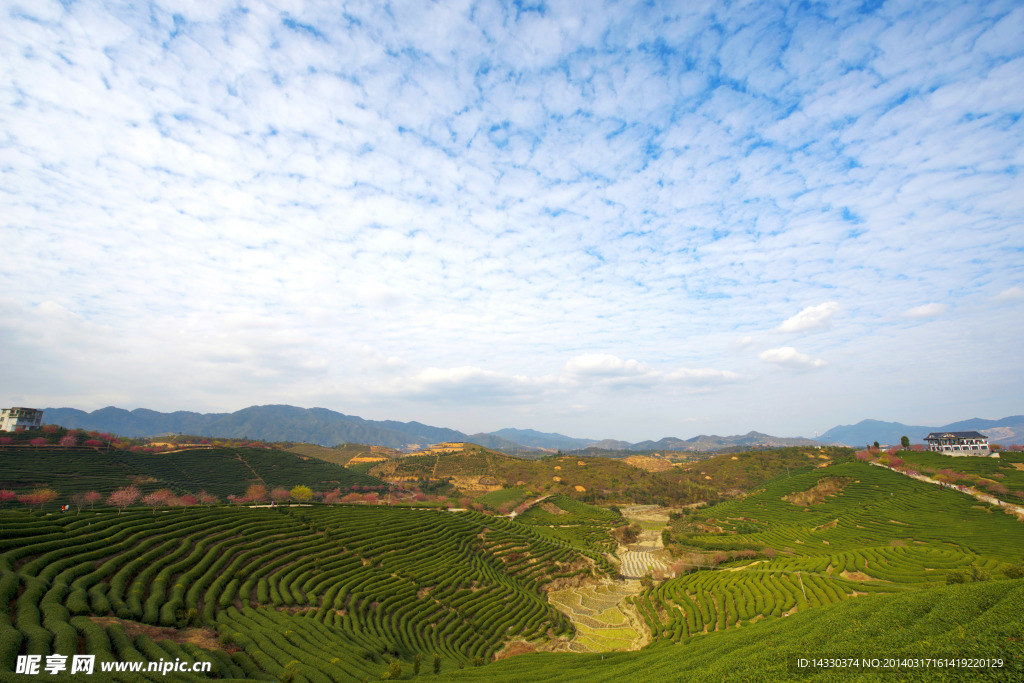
[0,505,605,681]
[635,460,1024,644]
[547,584,646,652]
[0,446,382,500]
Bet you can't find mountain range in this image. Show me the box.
[38,405,1024,452]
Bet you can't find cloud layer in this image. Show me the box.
[2,0,1022,441]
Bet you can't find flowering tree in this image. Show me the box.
[270,487,291,504]
[41,425,59,434]
[245,484,268,504]
[59,434,77,447]
[1,490,18,506]
[84,491,102,509]
[198,491,219,506]
[323,490,342,505]
[107,485,141,514]
[84,440,103,448]
[142,489,174,514]
[19,489,59,511]
[30,437,47,447]
[0,437,12,445]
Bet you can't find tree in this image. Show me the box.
[84,491,102,509]
[433,654,441,674]
[270,487,291,504]
[0,490,16,507]
[198,490,218,507]
[30,437,47,447]
[245,484,268,504]
[413,653,423,675]
[143,489,174,514]
[873,441,880,449]
[59,434,77,447]
[290,485,313,503]
[19,489,58,511]
[900,435,910,449]
[107,485,141,514]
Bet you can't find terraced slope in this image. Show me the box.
[0,446,382,500]
[547,584,646,652]
[634,461,1024,644]
[443,578,1024,682]
[0,505,603,681]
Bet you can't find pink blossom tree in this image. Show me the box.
[245,484,268,504]
[198,491,219,507]
[1,490,18,506]
[59,434,77,447]
[19,489,59,511]
[107,485,141,514]
[142,489,174,514]
[30,437,47,447]
[0,437,13,445]
[270,487,291,504]
[177,494,198,509]
[84,491,102,509]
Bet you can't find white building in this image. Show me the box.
[924,431,990,456]
[1,407,44,432]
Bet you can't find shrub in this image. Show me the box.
[1002,565,1024,580]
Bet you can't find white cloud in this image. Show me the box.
[759,347,827,370]
[994,286,1024,301]
[775,302,841,333]
[2,0,1022,439]
[904,303,950,319]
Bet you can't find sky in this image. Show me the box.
[2,0,1023,442]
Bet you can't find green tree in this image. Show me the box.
[900,435,910,449]
[413,653,423,675]
[433,654,441,674]
[290,485,313,503]
[873,441,880,449]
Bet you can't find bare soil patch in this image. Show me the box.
[783,477,852,506]
[89,617,232,652]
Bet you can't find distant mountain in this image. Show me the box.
[43,405,472,449]
[588,439,634,451]
[490,428,596,451]
[819,416,1024,447]
[631,432,819,452]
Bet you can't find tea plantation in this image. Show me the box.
[0,505,602,681]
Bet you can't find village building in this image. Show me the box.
[1,407,44,432]
[924,431,990,455]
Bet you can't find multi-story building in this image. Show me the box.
[0,407,44,432]
[924,431,990,456]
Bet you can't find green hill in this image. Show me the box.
[0,505,600,680]
[443,578,1024,681]
[0,445,382,501]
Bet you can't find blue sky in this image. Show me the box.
[2,0,1022,442]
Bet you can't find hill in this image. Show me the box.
[820,415,1024,447]
[42,405,469,449]
[0,444,382,501]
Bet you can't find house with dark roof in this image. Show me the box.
[924,431,990,456]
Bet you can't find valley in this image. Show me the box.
[1,432,1022,681]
